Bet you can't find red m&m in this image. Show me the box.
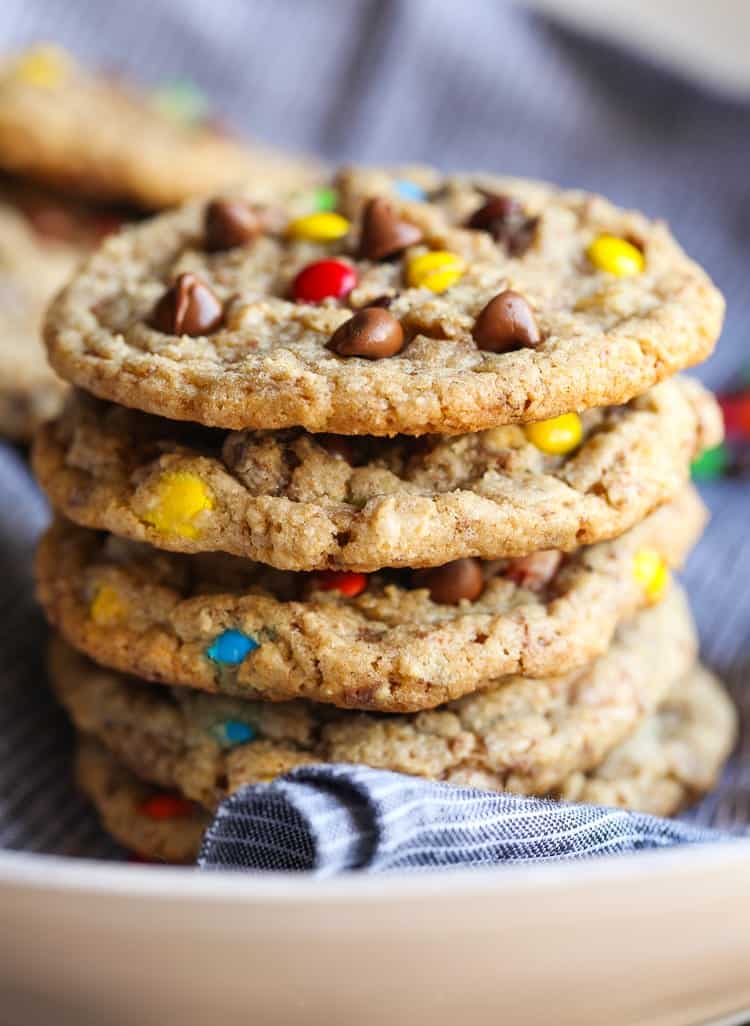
[308,570,368,597]
[139,794,194,820]
[293,259,357,303]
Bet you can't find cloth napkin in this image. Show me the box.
[197,765,739,875]
[1,1,750,870]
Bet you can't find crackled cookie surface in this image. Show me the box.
[0,200,80,440]
[0,46,320,208]
[52,589,698,808]
[34,377,720,570]
[44,165,723,435]
[36,490,705,711]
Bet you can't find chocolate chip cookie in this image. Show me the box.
[33,377,720,570]
[52,587,698,809]
[35,490,705,711]
[44,166,724,435]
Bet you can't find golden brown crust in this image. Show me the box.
[44,169,724,435]
[35,491,706,711]
[33,378,721,570]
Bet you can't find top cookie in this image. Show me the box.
[0,46,320,208]
[44,165,724,435]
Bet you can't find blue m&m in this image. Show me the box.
[394,179,425,202]
[206,629,258,665]
[212,720,257,747]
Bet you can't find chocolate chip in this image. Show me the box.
[358,197,423,261]
[151,272,224,335]
[204,199,261,251]
[412,558,484,605]
[328,307,405,359]
[472,290,540,353]
[505,550,562,591]
[467,195,538,257]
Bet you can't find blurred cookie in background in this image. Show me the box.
[0,196,81,441]
[0,44,322,208]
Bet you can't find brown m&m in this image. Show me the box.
[472,290,540,353]
[412,559,484,605]
[151,272,224,335]
[329,307,405,359]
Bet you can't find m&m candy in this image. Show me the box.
[207,623,259,664]
[293,259,357,303]
[632,548,669,604]
[406,251,465,293]
[206,629,259,665]
[89,585,127,626]
[141,470,214,540]
[587,235,645,277]
[212,720,257,747]
[287,212,350,242]
[308,571,368,597]
[524,413,583,455]
[691,443,730,482]
[139,794,194,820]
[394,179,425,202]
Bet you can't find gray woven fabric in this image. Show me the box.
[197,766,740,875]
[0,1,748,861]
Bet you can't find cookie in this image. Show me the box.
[35,489,705,711]
[44,166,723,435]
[0,46,320,209]
[51,587,698,809]
[33,377,720,571]
[75,738,209,864]
[559,664,737,816]
[0,200,78,440]
[72,660,735,863]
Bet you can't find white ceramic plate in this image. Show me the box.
[2,841,750,1026]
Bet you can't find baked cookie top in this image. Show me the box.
[0,45,320,208]
[33,377,721,570]
[36,490,705,712]
[53,589,698,809]
[44,164,724,435]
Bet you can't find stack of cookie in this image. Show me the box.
[0,44,318,442]
[32,164,736,862]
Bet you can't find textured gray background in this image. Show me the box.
[0,0,748,855]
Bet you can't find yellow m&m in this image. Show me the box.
[141,471,214,539]
[632,548,670,604]
[587,235,645,277]
[524,413,583,455]
[90,585,127,626]
[13,45,70,88]
[287,212,350,243]
[406,251,465,293]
